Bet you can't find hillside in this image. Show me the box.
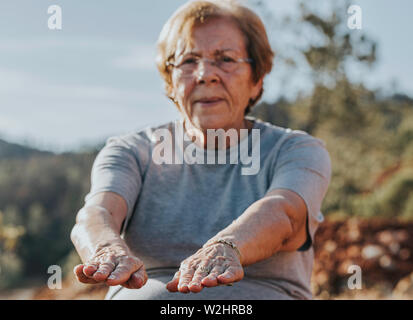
[0,140,97,289]
[0,139,52,159]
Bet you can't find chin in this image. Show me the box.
[189,104,232,130]
[193,116,230,131]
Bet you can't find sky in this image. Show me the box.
[0,0,412,153]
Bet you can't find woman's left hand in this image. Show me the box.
[166,242,244,293]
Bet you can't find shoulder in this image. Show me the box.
[250,117,331,177]
[250,117,327,152]
[103,119,177,152]
[95,120,178,173]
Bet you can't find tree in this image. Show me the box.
[252,0,377,134]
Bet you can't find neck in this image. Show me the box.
[183,118,253,150]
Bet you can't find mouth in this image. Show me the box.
[194,97,224,106]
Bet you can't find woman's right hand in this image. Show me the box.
[73,243,148,289]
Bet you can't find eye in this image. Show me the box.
[180,57,197,65]
[220,56,235,63]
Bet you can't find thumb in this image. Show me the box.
[166,271,180,292]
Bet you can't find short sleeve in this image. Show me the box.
[268,131,332,249]
[84,135,144,233]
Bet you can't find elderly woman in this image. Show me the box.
[71,0,331,300]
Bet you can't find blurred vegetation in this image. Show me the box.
[0,0,412,290]
[251,0,413,220]
[0,150,96,289]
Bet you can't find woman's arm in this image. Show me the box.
[70,191,147,289]
[71,192,127,262]
[166,188,307,293]
[207,188,307,265]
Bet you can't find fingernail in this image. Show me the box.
[108,275,116,280]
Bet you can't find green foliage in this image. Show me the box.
[250,0,413,221]
[403,197,413,219]
[0,211,25,289]
[0,151,96,287]
[350,169,413,218]
[0,252,23,289]
[252,86,413,220]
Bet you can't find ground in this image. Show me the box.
[4,218,413,300]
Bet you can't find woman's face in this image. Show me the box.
[170,17,263,131]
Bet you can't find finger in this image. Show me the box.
[137,267,148,287]
[201,264,226,287]
[121,281,133,289]
[188,264,212,293]
[125,273,142,289]
[106,256,142,286]
[92,261,116,281]
[121,266,148,289]
[73,264,84,275]
[178,265,196,293]
[106,266,134,286]
[121,274,139,289]
[125,266,148,289]
[73,265,99,284]
[217,266,244,284]
[121,271,144,290]
[82,263,99,277]
[166,271,180,292]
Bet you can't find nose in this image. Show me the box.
[195,60,220,85]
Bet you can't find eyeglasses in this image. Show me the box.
[166,55,253,75]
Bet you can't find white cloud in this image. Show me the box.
[0,36,125,51]
[0,68,157,104]
[0,115,21,132]
[112,44,158,71]
[0,67,179,152]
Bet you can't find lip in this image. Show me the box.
[194,97,224,105]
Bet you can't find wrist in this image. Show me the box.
[95,239,128,252]
[203,238,243,264]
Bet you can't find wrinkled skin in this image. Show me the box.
[166,243,243,293]
[73,242,148,289]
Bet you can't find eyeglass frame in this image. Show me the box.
[165,56,254,74]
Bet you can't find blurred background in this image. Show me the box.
[0,0,412,299]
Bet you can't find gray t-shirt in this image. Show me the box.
[84,117,331,300]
